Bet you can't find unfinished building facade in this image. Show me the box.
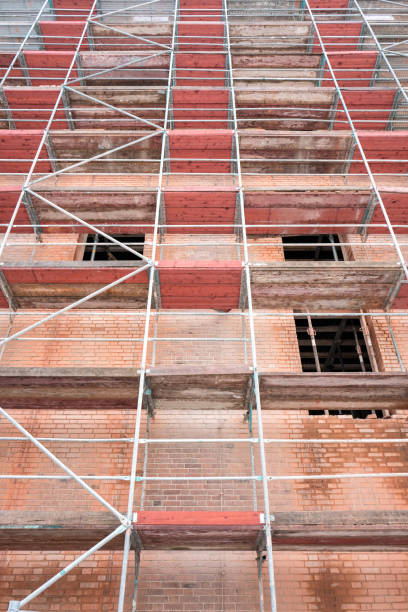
[1,0,408,610]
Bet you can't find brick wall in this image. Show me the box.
[2,232,408,609]
[0,309,302,370]
[2,550,408,611]
[344,233,408,264]
[0,311,146,367]
[2,307,407,372]
[3,409,408,531]
[2,409,408,609]
[0,233,81,262]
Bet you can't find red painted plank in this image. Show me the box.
[0,186,30,229]
[176,53,226,69]
[173,88,229,105]
[178,0,222,21]
[173,89,229,128]
[3,267,149,284]
[160,297,239,308]
[357,131,408,150]
[176,73,225,86]
[169,129,232,172]
[136,512,262,525]
[309,0,349,7]
[160,274,241,287]
[350,131,408,174]
[370,192,408,233]
[177,23,224,37]
[161,286,241,298]
[53,0,94,20]
[312,23,363,53]
[173,114,228,129]
[39,21,89,51]
[23,51,77,85]
[0,291,8,308]
[134,511,261,549]
[171,145,231,157]
[0,130,44,149]
[171,161,230,173]
[175,53,226,85]
[394,282,408,309]
[4,88,68,129]
[0,130,51,173]
[180,0,222,7]
[333,90,396,130]
[0,53,24,83]
[164,188,236,231]
[169,129,232,149]
[322,51,378,88]
[159,261,241,281]
[178,22,224,51]
[179,13,222,21]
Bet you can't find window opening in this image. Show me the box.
[282,234,344,261]
[83,234,145,261]
[295,316,384,419]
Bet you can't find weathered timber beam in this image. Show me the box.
[0,369,408,410]
[2,510,408,551]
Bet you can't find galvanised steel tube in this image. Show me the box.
[223,0,278,610]
[116,0,179,608]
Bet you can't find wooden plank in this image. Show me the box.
[136,511,261,525]
[8,285,148,309]
[1,262,149,308]
[0,511,122,550]
[169,129,233,149]
[2,510,408,551]
[260,372,408,410]
[24,51,77,86]
[158,260,242,308]
[0,367,140,409]
[245,190,369,234]
[251,262,400,309]
[272,510,408,551]
[30,188,156,233]
[135,511,262,550]
[0,366,250,410]
[322,51,378,88]
[39,21,89,51]
[149,365,251,410]
[312,23,363,53]
[4,88,68,129]
[334,90,396,131]
[1,369,408,411]
[3,263,149,284]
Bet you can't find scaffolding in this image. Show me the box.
[1,0,408,610]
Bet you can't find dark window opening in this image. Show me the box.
[282,234,344,261]
[295,316,382,419]
[83,234,145,261]
[309,409,385,419]
[296,317,372,374]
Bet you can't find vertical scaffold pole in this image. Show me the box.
[222,0,278,610]
[116,0,179,609]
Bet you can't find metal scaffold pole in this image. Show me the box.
[116,0,179,608]
[223,0,278,610]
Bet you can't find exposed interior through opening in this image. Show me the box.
[295,315,384,419]
[282,234,344,261]
[83,234,145,261]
